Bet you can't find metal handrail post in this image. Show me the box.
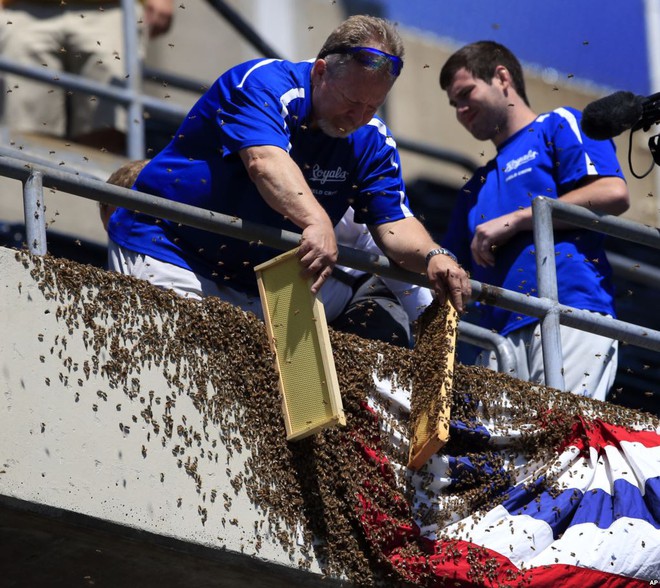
[22,171,47,256]
[532,197,565,390]
[457,321,519,377]
[121,0,145,159]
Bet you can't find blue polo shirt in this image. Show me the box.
[443,107,625,336]
[108,58,412,293]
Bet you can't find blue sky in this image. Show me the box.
[375,0,650,95]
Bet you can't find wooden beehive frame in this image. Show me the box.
[255,248,345,441]
[407,301,458,470]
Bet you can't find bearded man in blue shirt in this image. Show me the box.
[440,41,630,400]
[108,14,470,334]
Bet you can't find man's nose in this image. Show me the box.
[456,103,470,121]
[349,109,366,127]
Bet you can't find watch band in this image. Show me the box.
[425,247,457,266]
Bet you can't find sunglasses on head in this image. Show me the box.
[320,46,403,77]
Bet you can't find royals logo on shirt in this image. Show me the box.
[503,149,539,182]
[309,164,349,196]
[310,164,349,185]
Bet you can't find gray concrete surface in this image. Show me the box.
[0,246,333,586]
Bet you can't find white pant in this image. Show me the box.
[107,241,359,322]
[108,240,264,316]
[108,240,429,327]
[476,318,618,401]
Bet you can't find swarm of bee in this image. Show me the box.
[16,250,659,587]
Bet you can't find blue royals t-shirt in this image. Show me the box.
[443,107,626,336]
[108,58,412,293]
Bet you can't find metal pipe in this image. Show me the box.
[539,305,565,390]
[0,146,100,180]
[142,66,210,94]
[2,154,660,353]
[22,171,46,256]
[457,321,519,377]
[548,197,660,248]
[471,281,660,351]
[0,57,188,124]
[533,197,565,390]
[121,0,145,159]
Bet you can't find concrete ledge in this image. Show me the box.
[0,246,344,585]
[0,495,345,588]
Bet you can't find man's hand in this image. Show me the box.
[427,253,471,314]
[370,217,472,313]
[240,145,339,295]
[297,221,338,294]
[471,210,520,267]
[144,0,174,38]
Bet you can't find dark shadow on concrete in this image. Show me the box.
[0,496,349,588]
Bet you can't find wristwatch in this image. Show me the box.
[425,247,457,266]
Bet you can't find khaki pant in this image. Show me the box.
[0,1,143,139]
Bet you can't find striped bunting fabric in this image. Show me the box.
[358,369,660,587]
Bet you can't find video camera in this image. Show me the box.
[581,91,660,178]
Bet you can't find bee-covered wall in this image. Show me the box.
[0,245,416,584]
[1,246,658,587]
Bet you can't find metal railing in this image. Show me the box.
[0,141,516,372]
[3,152,660,392]
[1,1,659,390]
[0,0,479,174]
[533,197,660,389]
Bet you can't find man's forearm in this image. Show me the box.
[371,216,471,313]
[370,216,440,273]
[240,145,332,230]
[239,145,337,292]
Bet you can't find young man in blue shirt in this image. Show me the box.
[108,15,470,333]
[440,41,630,400]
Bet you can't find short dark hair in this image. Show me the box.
[99,159,150,231]
[439,41,529,106]
[106,159,149,189]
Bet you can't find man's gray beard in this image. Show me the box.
[317,118,353,139]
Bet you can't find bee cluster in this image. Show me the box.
[15,250,658,587]
[408,298,455,456]
[408,303,658,534]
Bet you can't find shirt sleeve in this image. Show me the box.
[550,107,626,193]
[351,120,413,226]
[216,85,291,155]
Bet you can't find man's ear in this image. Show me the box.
[494,65,510,88]
[311,58,327,83]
